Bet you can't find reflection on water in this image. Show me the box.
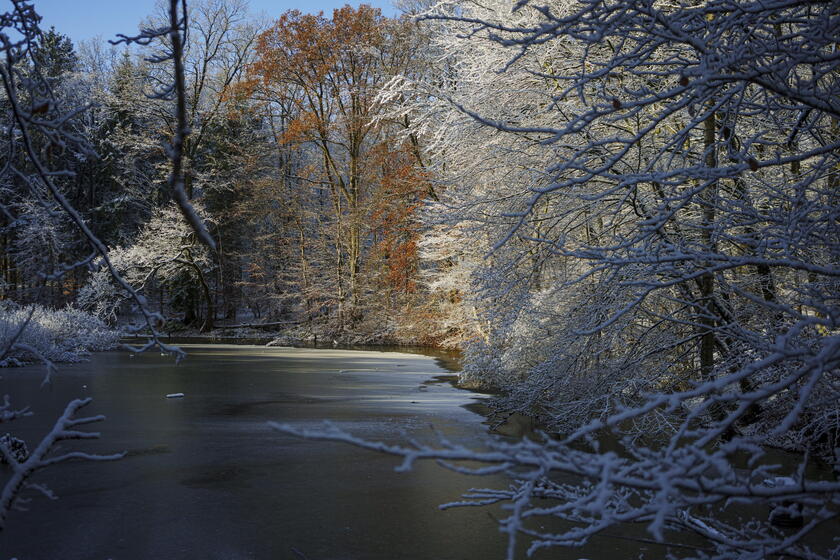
[0,345,686,559]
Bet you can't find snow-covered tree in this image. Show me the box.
[78,202,216,330]
[284,0,840,557]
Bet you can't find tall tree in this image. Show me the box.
[245,5,432,334]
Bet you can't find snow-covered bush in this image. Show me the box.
[0,302,120,367]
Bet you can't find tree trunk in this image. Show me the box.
[699,106,717,382]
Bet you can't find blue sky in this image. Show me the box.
[16,0,398,45]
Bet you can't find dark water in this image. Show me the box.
[0,345,731,559]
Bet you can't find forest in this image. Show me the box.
[1,0,839,558]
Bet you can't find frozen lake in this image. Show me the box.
[0,345,567,559]
[3,344,691,559]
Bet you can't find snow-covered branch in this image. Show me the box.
[0,398,124,531]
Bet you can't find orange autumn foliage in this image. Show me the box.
[235,4,437,334]
[369,142,431,294]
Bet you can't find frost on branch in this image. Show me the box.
[393,0,840,442]
[0,398,123,531]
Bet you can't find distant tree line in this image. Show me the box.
[2,1,460,346]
